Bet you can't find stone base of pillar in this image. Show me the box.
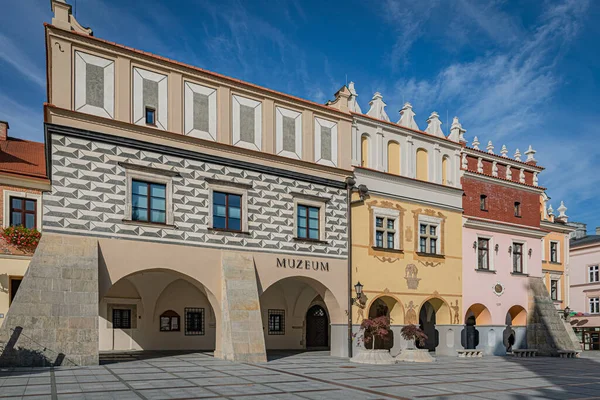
[396,348,435,363]
[350,349,395,365]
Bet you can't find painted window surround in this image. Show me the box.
[292,193,329,242]
[206,180,251,233]
[476,234,495,271]
[417,214,442,255]
[2,190,43,230]
[371,206,401,250]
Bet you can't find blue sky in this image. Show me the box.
[1,0,599,231]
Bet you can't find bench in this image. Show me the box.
[457,349,483,358]
[512,349,537,358]
[557,350,581,358]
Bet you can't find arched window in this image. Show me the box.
[387,141,400,175]
[361,135,369,167]
[442,156,449,185]
[416,148,428,181]
[160,310,180,332]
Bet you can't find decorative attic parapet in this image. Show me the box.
[398,102,419,130]
[448,116,466,143]
[348,82,362,113]
[326,85,351,113]
[51,0,93,35]
[424,112,444,137]
[366,92,390,122]
[556,201,568,223]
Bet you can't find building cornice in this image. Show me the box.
[463,147,544,171]
[463,216,547,239]
[0,173,51,191]
[463,170,545,193]
[540,220,576,234]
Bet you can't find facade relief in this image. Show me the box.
[405,264,420,289]
[405,301,418,325]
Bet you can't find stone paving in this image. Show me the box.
[1,351,600,399]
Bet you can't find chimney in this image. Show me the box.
[0,121,9,141]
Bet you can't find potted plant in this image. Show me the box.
[350,315,395,364]
[396,324,435,362]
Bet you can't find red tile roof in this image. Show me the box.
[0,137,47,181]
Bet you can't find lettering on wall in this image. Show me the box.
[276,258,329,272]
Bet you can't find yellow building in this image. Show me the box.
[540,194,575,311]
[344,91,465,356]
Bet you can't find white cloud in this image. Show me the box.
[0,33,45,88]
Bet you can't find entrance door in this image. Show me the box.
[306,305,329,348]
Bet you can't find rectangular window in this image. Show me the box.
[268,309,285,335]
[9,197,37,229]
[112,309,131,329]
[213,192,242,231]
[590,298,600,314]
[145,106,156,125]
[477,238,490,270]
[419,223,438,254]
[589,265,600,283]
[513,243,523,273]
[514,202,521,217]
[9,276,22,305]
[185,308,205,335]
[550,242,558,263]
[297,205,319,240]
[550,279,559,301]
[480,195,487,211]
[374,216,396,249]
[131,180,166,224]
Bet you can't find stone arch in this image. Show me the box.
[387,140,400,175]
[417,296,451,351]
[366,294,405,325]
[416,148,429,181]
[418,296,452,324]
[464,303,492,325]
[361,134,370,167]
[506,305,527,326]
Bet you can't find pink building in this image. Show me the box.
[461,138,546,355]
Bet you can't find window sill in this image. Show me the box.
[416,252,445,259]
[293,237,329,245]
[208,227,251,235]
[475,268,496,274]
[549,261,562,265]
[122,219,176,228]
[511,272,529,277]
[372,247,404,254]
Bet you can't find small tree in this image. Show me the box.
[400,324,427,348]
[355,315,390,350]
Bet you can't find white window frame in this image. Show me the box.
[74,51,115,119]
[232,94,262,151]
[476,234,494,271]
[511,240,528,274]
[207,181,250,232]
[122,164,175,225]
[184,81,217,141]
[276,106,302,159]
[549,241,560,263]
[589,265,599,283]
[314,117,338,167]
[133,67,168,130]
[418,215,441,255]
[3,190,43,230]
[589,297,600,314]
[292,195,327,242]
[372,206,400,250]
[550,275,561,301]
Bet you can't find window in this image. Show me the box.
[375,216,397,249]
[10,197,37,229]
[145,106,156,125]
[513,243,523,273]
[477,238,490,270]
[550,279,559,301]
[112,309,132,329]
[419,223,438,254]
[268,309,285,335]
[9,276,22,305]
[480,195,488,211]
[213,192,242,231]
[589,265,599,283]
[590,298,600,314]
[159,310,180,332]
[131,180,166,224]
[185,308,205,335]
[514,202,521,217]
[297,205,319,240]
[550,242,558,263]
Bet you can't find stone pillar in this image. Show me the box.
[513,326,527,349]
[0,233,99,366]
[435,324,462,356]
[330,324,348,357]
[475,326,507,356]
[216,251,266,363]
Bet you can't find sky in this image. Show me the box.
[0,0,599,231]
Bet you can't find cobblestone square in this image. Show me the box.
[1,351,600,399]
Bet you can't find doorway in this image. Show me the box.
[306,305,329,348]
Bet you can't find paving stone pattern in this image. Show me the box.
[1,351,600,399]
